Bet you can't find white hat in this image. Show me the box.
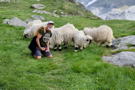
[47,21,54,25]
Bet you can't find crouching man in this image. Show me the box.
[28,21,54,59]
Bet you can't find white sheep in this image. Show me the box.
[73,31,93,52]
[83,25,115,47]
[49,28,64,51]
[23,21,53,38]
[49,23,78,51]
[27,20,42,27]
[57,23,78,47]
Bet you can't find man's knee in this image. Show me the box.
[47,55,53,58]
[35,56,42,59]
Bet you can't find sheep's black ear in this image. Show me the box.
[74,47,79,52]
[86,39,89,42]
[58,45,62,51]
[106,45,116,49]
[59,49,62,51]
[54,45,57,51]
[110,45,117,49]
[89,40,92,43]
[24,34,29,38]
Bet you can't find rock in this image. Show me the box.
[124,6,135,20]
[33,9,51,14]
[76,0,135,20]
[53,14,60,17]
[3,19,10,24]
[25,18,34,23]
[104,6,135,20]
[105,8,126,20]
[67,0,75,3]
[52,10,70,17]
[33,10,59,17]
[31,15,45,21]
[31,4,45,9]
[102,52,135,67]
[112,35,135,51]
[3,17,28,27]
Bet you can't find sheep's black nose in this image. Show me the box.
[89,40,92,44]
[24,34,29,38]
[110,45,117,49]
[106,45,117,49]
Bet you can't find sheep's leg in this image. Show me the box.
[24,34,29,38]
[80,46,83,50]
[58,45,62,51]
[83,44,87,49]
[98,41,106,47]
[105,42,116,49]
[63,43,68,49]
[54,45,57,51]
[74,45,79,52]
[96,41,102,46]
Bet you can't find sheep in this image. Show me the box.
[57,23,78,48]
[73,31,93,52]
[27,20,42,27]
[83,25,115,47]
[49,23,93,51]
[49,23,78,51]
[49,28,64,51]
[23,21,53,38]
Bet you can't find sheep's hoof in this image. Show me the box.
[106,45,110,48]
[59,49,62,51]
[74,50,78,52]
[80,48,83,51]
[54,49,57,51]
[64,46,68,49]
[110,45,117,49]
[106,45,116,49]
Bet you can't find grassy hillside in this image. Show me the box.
[0,0,135,90]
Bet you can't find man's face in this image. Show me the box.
[47,24,54,30]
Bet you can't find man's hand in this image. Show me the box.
[46,49,50,52]
[40,47,46,51]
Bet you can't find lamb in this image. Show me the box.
[23,21,53,38]
[50,23,93,51]
[73,31,93,52]
[49,28,64,51]
[83,25,115,47]
[27,20,42,27]
[57,23,78,47]
[49,23,78,51]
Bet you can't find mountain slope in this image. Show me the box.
[76,0,135,20]
[0,0,98,21]
[0,0,135,90]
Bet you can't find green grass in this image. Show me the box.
[0,0,135,90]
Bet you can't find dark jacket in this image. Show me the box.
[28,36,37,55]
[28,31,52,55]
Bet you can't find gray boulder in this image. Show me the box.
[3,19,10,24]
[33,9,59,17]
[33,9,51,14]
[105,6,135,20]
[31,15,45,21]
[3,17,28,27]
[112,35,135,50]
[25,18,34,23]
[31,4,45,9]
[102,52,135,67]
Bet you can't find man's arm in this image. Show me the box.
[36,33,45,51]
[46,41,50,51]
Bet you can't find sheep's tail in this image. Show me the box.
[112,35,115,40]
